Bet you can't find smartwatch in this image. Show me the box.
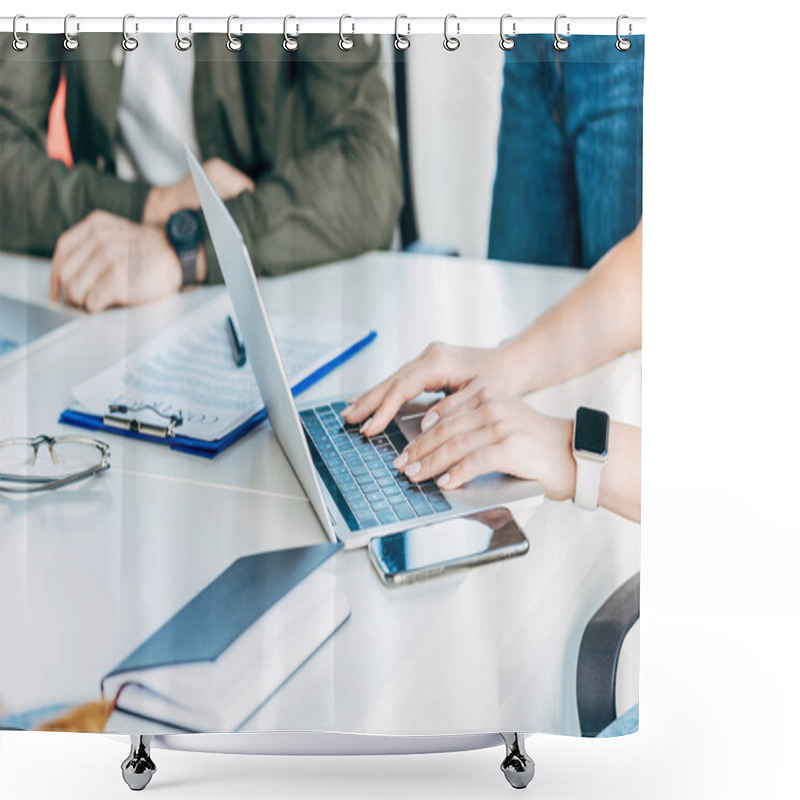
[572,406,610,511]
[166,209,203,286]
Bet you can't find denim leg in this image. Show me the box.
[489,36,580,267]
[562,36,645,266]
[596,702,639,738]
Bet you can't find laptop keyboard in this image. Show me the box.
[300,402,452,531]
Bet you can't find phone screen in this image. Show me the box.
[368,508,528,585]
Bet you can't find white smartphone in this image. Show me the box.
[368,507,529,587]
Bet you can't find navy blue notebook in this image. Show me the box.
[102,541,347,732]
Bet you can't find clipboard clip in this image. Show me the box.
[104,404,183,439]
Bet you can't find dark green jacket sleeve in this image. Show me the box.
[0,34,150,256]
[202,35,402,282]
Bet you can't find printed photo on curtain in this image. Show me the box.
[0,16,643,791]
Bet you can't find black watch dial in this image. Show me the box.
[167,209,202,253]
[574,407,610,457]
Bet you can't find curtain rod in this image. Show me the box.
[1,16,646,37]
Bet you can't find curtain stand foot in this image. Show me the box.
[500,732,535,789]
[121,735,156,791]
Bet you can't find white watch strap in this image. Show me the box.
[574,455,604,511]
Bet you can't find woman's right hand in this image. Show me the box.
[342,341,518,437]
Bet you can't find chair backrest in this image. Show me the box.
[576,572,641,737]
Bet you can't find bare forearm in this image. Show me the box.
[499,220,643,394]
[597,421,641,523]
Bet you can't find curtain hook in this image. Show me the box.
[499,14,516,51]
[12,14,29,52]
[283,15,299,51]
[443,14,460,51]
[227,15,242,51]
[394,14,410,51]
[616,14,632,51]
[63,13,79,51]
[175,13,192,51]
[122,14,138,52]
[553,14,570,51]
[339,14,355,51]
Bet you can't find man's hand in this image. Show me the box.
[142,157,255,225]
[50,211,183,313]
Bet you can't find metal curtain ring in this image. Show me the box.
[283,15,298,51]
[394,14,410,51]
[175,14,192,51]
[553,14,570,51]
[499,14,516,51]
[616,14,632,51]
[443,14,460,51]
[122,14,138,51]
[339,14,354,51]
[63,13,79,51]
[12,15,28,51]
[227,15,242,51]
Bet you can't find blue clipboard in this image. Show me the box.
[59,330,377,459]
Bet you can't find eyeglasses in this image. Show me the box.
[0,435,110,493]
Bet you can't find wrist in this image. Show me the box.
[497,336,537,396]
[142,186,168,226]
[157,228,184,290]
[556,416,578,501]
[195,245,208,284]
[532,415,577,502]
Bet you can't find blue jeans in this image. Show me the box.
[489,35,644,268]
[597,702,639,737]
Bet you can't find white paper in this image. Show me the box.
[71,294,371,442]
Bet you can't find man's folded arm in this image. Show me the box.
[205,35,403,282]
[0,34,149,256]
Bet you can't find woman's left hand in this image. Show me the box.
[394,379,577,500]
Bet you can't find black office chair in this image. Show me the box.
[576,572,640,737]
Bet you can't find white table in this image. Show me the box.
[0,250,641,737]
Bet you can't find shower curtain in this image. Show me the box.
[0,21,643,746]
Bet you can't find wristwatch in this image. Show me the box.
[166,209,203,286]
[572,406,610,511]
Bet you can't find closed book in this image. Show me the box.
[101,542,348,732]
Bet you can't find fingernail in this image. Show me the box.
[405,461,421,477]
[437,473,451,488]
[360,418,372,435]
[343,404,355,417]
[421,412,439,431]
[394,451,409,469]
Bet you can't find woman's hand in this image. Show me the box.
[343,342,521,437]
[392,379,577,500]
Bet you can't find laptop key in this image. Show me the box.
[376,509,398,525]
[407,494,433,515]
[430,497,452,512]
[394,504,416,521]
[356,511,379,529]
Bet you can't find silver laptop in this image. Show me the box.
[187,149,543,548]
[0,295,78,358]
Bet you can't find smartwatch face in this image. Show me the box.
[574,407,610,457]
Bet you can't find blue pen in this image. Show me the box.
[226,315,247,367]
